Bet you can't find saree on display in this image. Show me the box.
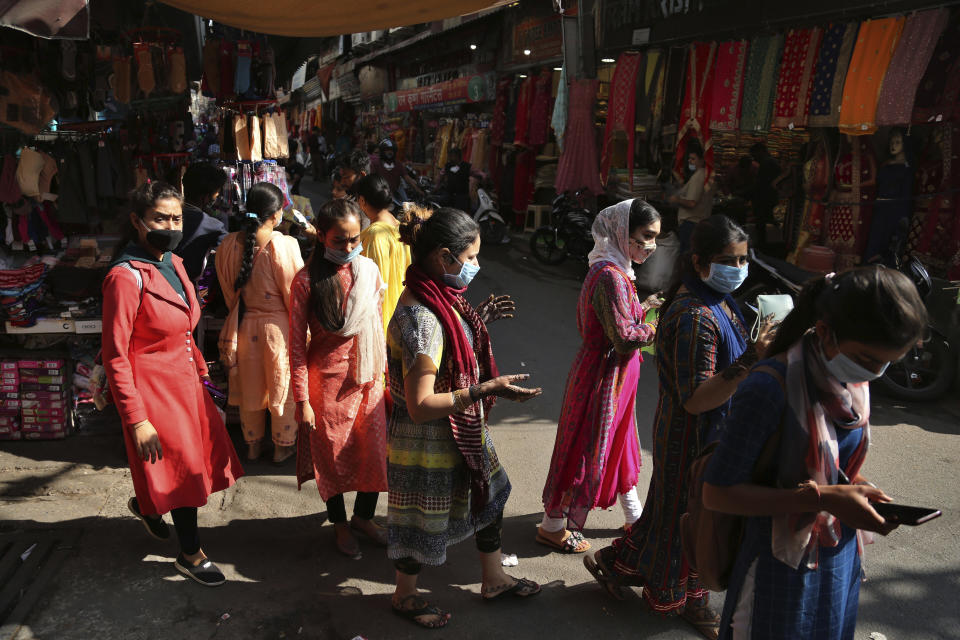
[838,17,905,135]
[809,23,859,127]
[773,28,823,129]
[709,40,748,132]
[740,34,784,132]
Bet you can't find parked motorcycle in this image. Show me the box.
[529,189,595,265]
[473,182,509,245]
[738,249,958,402]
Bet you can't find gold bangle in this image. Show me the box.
[453,388,472,412]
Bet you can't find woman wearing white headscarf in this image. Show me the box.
[537,199,662,553]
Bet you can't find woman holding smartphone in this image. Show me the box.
[702,266,926,639]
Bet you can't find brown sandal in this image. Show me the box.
[535,527,591,554]
[583,553,625,601]
[681,600,720,640]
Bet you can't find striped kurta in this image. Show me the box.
[385,303,511,566]
[603,292,747,613]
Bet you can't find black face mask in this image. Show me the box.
[139,219,183,252]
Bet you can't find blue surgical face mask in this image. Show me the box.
[443,254,480,289]
[324,244,363,265]
[702,262,748,294]
[822,334,890,383]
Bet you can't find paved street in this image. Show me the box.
[1,183,959,639]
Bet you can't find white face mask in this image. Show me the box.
[822,333,890,383]
[629,241,657,265]
[688,162,698,173]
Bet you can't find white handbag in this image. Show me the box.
[749,294,794,342]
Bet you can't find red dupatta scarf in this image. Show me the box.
[404,264,499,515]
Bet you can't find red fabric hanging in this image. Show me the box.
[674,42,717,180]
[708,40,749,131]
[773,27,823,129]
[600,52,642,186]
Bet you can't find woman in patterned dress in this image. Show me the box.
[538,199,662,553]
[387,207,542,628]
[703,267,925,640]
[290,199,388,558]
[584,216,773,640]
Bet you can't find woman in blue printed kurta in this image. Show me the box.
[703,266,926,640]
[584,216,763,638]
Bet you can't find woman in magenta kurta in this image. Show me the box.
[291,198,388,559]
[538,199,662,553]
[102,182,244,587]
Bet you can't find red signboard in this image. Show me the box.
[384,73,495,112]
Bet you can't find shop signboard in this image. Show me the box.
[511,13,563,62]
[383,72,495,112]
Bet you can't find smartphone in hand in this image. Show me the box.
[872,502,942,526]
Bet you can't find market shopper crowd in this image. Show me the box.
[99,142,929,638]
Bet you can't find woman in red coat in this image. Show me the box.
[102,181,244,587]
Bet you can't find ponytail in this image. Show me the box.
[767,265,927,357]
[234,182,284,290]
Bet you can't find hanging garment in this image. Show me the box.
[512,148,536,221]
[528,70,554,147]
[133,42,155,98]
[234,115,251,161]
[234,41,252,96]
[112,56,132,105]
[0,155,21,203]
[274,113,290,159]
[262,113,279,159]
[512,74,535,146]
[15,148,45,198]
[167,46,187,94]
[660,46,688,141]
[788,134,833,262]
[551,67,569,152]
[809,23,860,127]
[708,40,749,131]
[636,49,666,170]
[674,42,717,179]
[201,38,219,97]
[740,34,784,132]
[907,125,960,278]
[911,13,960,125]
[876,9,948,126]
[490,78,511,147]
[838,17,905,135]
[219,41,235,100]
[555,79,604,196]
[773,27,823,129]
[601,52,642,186]
[863,160,914,264]
[825,136,877,270]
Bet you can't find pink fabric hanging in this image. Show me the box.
[708,40,749,131]
[555,79,603,196]
[512,75,535,146]
[600,52,642,186]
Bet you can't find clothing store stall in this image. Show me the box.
[571,2,960,282]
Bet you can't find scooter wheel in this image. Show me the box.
[875,335,957,402]
[480,218,508,245]
[530,227,568,265]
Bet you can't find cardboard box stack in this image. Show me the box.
[0,359,71,440]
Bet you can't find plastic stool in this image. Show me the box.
[524,205,551,232]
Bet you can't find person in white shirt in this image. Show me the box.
[669,141,714,251]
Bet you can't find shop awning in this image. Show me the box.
[157,0,514,37]
[0,0,89,39]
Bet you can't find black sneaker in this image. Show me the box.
[174,554,226,587]
[128,497,170,540]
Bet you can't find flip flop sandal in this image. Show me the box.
[583,555,625,601]
[391,595,451,629]
[535,529,591,554]
[482,577,541,602]
[682,603,721,640]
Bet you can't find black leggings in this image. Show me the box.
[170,506,200,555]
[394,512,503,576]
[326,492,379,523]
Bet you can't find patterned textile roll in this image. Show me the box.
[773,28,823,129]
[809,23,859,127]
[838,17,905,135]
[740,34,784,132]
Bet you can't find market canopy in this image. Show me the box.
[158,0,514,37]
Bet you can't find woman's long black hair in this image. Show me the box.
[398,207,478,265]
[766,265,927,356]
[662,215,748,312]
[234,183,284,290]
[308,198,363,332]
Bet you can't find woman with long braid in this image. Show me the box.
[215,183,303,462]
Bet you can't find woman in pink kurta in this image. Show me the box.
[538,199,662,554]
[291,198,388,558]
